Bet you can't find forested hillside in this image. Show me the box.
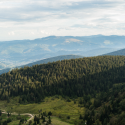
[1,56,125,125]
[0,55,83,75]
[0,56,125,102]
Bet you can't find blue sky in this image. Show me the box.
[0,0,125,41]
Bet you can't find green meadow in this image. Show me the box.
[0,96,85,124]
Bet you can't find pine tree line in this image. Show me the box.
[0,56,125,103]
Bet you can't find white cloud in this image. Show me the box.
[0,0,125,41]
[65,38,83,43]
[41,30,50,35]
[52,44,57,47]
[8,31,15,36]
[104,40,112,45]
[1,50,8,55]
[39,44,51,51]
[31,32,35,35]
[23,49,32,53]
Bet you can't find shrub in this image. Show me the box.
[48,111,52,116]
[7,118,12,123]
[67,116,70,119]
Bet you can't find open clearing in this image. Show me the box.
[0,96,85,124]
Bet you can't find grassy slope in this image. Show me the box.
[8,118,73,125]
[0,114,29,125]
[51,117,74,125]
[8,120,20,125]
[0,96,84,124]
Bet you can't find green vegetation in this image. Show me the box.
[1,56,125,103]
[0,55,83,75]
[1,56,125,124]
[0,112,29,125]
[51,117,73,125]
[78,83,125,125]
[0,96,84,124]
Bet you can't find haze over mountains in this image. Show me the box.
[0,35,125,70]
[0,55,83,75]
[104,48,125,56]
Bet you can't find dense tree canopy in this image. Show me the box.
[0,56,125,103]
[1,56,125,124]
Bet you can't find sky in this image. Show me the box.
[0,0,125,41]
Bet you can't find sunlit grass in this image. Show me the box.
[0,96,85,124]
[8,120,20,125]
[51,117,73,125]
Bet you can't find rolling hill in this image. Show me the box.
[0,56,125,125]
[23,55,83,67]
[104,48,125,56]
[0,55,83,75]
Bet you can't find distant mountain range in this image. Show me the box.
[23,55,83,67]
[104,48,125,56]
[0,55,83,75]
[0,35,125,70]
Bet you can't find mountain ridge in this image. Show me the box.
[104,48,125,56]
[0,35,124,69]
